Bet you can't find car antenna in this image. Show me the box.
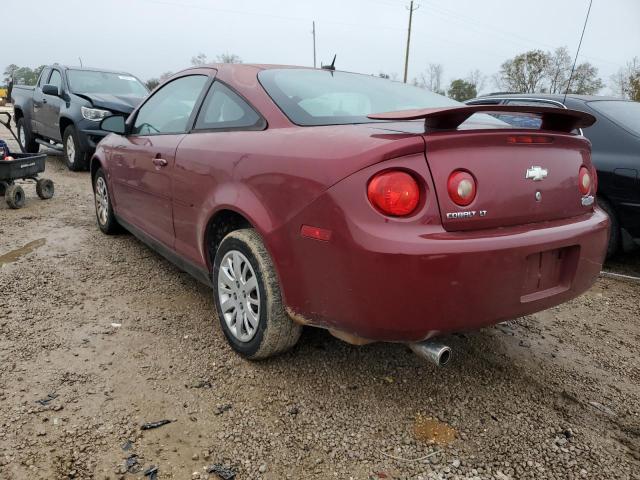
[563,0,593,105]
[321,55,337,72]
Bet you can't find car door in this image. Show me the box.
[40,68,65,141]
[31,67,50,135]
[172,81,266,266]
[110,73,209,248]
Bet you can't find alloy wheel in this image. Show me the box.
[95,177,109,226]
[18,125,26,149]
[66,135,76,164]
[217,250,261,342]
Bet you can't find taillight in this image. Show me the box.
[367,170,420,217]
[447,170,477,206]
[578,166,592,195]
[507,135,553,144]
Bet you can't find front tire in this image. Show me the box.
[16,117,39,154]
[93,168,121,234]
[598,197,620,259]
[63,125,89,171]
[213,229,301,360]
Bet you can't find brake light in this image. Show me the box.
[578,166,592,195]
[367,171,420,217]
[447,170,477,206]
[507,135,553,144]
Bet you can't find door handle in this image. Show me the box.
[152,157,168,167]
[42,98,47,104]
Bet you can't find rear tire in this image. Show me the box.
[16,117,39,154]
[213,229,302,360]
[93,168,121,234]
[598,197,620,259]
[6,184,25,209]
[36,178,55,199]
[63,125,89,171]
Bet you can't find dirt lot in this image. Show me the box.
[1,117,639,480]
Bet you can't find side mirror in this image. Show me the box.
[100,115,126,135]
[42,84,60,96]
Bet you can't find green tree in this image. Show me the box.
[145,78,160,90]
[216,53,242,64]
[447,79,477,101]
[191,52,208,66]
[629,72,640,101]
[498,50,550,93]
[611,57,640,99]
[3,64,19,86]
[567,62,603,95]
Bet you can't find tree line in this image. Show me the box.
[3,48,638,103]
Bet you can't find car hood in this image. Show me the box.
[75,93,145,114]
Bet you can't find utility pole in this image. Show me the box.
[403,1,419,83]
[312,21,317,68]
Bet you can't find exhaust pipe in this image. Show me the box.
[410,341,452,367]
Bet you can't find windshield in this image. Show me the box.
[67,70,148,96]
[259,68,460,126]
[588,100,640,137]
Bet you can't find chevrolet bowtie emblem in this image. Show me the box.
[525,166,548,181]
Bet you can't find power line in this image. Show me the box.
[403,1,420,83]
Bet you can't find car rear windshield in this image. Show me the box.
[67,70,148,96]
[258,68,460,126]
[588,100,640,137]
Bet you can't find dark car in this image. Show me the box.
[11,64,148,171]
[466,94,640,257]
[89,64,607,362]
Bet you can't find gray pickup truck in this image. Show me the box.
[11,64,148,171]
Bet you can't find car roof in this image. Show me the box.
[473,93,623,102]
[52,64,138,76]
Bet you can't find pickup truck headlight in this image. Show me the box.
[81,106,112,121]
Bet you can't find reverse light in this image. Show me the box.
[81,106,112,121]
[578,166,592,195]
[367,170,420,217]
[447,170,477,206]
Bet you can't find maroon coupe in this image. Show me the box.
[92,64,608,363]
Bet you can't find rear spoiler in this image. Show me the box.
[367,105,596,133]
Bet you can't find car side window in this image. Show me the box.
[37,68,51,87]
[194,82,264,130]
[48,70,63,90]
[132,75,207,135]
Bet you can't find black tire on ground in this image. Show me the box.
[63,125,89,171]
[36,178,55,200]
[213,228,302,360]
[16,117,40,154]
[598,197,620,259]
[5,184,25,209]
[93,168,121,234]
[0,181,7,196]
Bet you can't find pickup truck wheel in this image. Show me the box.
[598,197,620,259]
[6,184,26,209]
[213,229,302,360]
[16,118,40,154]
[93,168,121,234]
[63,125,89,171]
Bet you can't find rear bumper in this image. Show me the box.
[276,208,609,343]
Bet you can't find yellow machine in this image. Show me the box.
[0,88,7,106]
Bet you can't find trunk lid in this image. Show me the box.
[424,131,593,231]
[367,105,597,231]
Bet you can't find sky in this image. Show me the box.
[4,0,639,94]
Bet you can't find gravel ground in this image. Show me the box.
[0,114,639,480]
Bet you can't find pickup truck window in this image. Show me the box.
[38,68,51,87]
[48,70,63,90]
[132,75,207,135]
[67,70,147,96]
